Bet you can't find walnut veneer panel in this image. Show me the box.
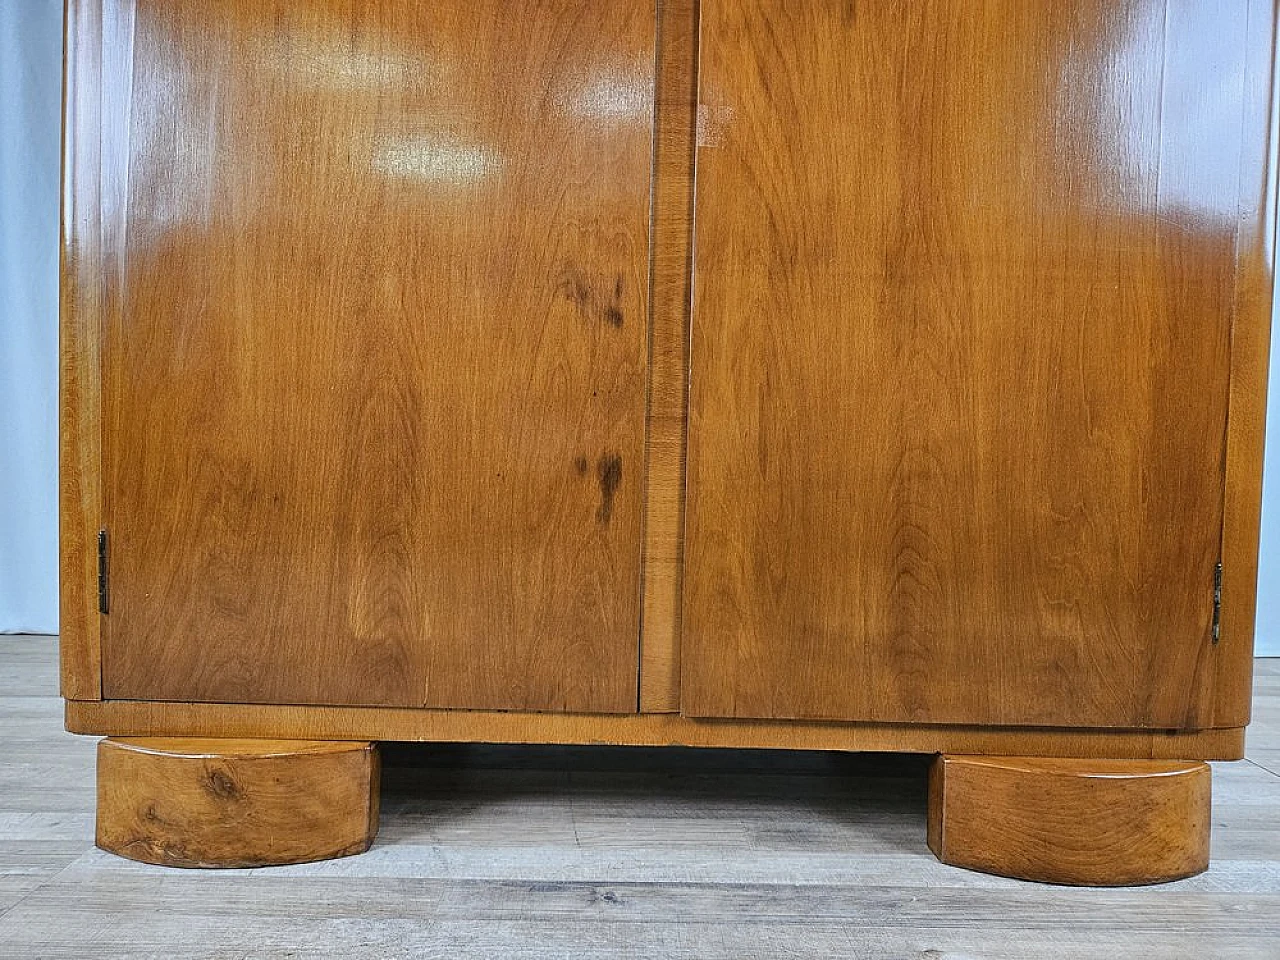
[97,0,654,711]
[684,0,1272,727]
[1217,0,1280,727]
[640,0,699,712]
[59,0,108,699]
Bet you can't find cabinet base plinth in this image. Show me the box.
[927,754,1211,885]
[96,738,379,868]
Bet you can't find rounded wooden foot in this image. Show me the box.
[96,738,380,868]
[927,755,1210,886]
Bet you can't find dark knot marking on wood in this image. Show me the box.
[204,768,243,801]
[558,267,625,329]
[596,454,622,524]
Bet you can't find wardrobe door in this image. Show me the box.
[98,0,654,711]
[683,0,1271,727]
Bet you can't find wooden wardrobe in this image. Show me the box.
[62,0,1276,884]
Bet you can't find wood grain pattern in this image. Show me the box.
[59,0,107,700]
[639,0,699,713]
[96,737,379,868]
[684,0,1270,728]
[1216,0,1280,728]
[65,699,1245,761]
[62,0,1272,748]
[97,0,654,711]
[927,755,1212,886]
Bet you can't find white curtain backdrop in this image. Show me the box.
[0,1,1276,652]
[0,0,61,634]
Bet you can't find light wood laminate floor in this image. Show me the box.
[0,636,1277,959]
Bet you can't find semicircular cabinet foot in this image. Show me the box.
[927,754,1211,886]
[96,737,380,868]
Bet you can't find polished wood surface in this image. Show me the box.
[684,0,1272,727]
[59,0,107,700]
[927,755,1212,885]
[66,698,1245,761]
[96,737,379,868]
[95,0,654,711]
[60,0,1273,772]
[639,0,699,713]
[1217,0,1280,727]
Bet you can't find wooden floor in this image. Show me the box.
[1,637,1278,959]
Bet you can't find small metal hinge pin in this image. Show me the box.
[1211,562,1223,645]
[97,529,109,615]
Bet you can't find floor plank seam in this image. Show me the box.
[1242,757,1280,778]
[0,853,89,930]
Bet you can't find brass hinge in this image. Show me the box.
[97,529,109,615]
[1211,562,1223,645]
